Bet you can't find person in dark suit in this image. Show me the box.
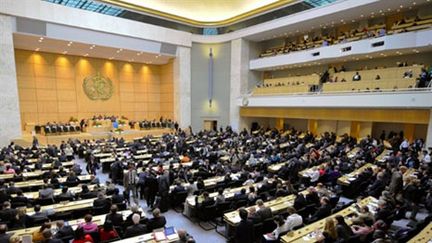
[256,199,273,221]
[233,188,248,201]
[235,208,254,243]
[0,224,10,243]
[0,202,17,228]
[171,181,186,194]
[54,220,74,240]
[30,204,48,224]
[105,205,124,227]
[293,191,307,210]
[124,213,147,238]
[310,197,332,222]
[368,172,386,198]
[147,208,167,231]
[93,192,111,209]
[125,205,143,226]
[111,188,125,204]
[305,187,320,206]
[195,191,215,209]
[43,229,63,243]
[12,190,29,206]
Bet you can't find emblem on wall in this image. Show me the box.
[82,73,113,101]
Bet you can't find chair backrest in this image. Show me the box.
[88,231,100,243]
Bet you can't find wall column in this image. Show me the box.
[426,110,432,148]
[230,38,249,131]
[173,46,191,129]
[0,15,21,146]
[404,123,415,142]
[308,119,318,135]
[275,118,284,130]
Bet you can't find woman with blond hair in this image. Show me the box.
[319,217,338,243]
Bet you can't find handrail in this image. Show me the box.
[250,87,432,97]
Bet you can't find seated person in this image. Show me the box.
[54,220,74,240]
[263,215,289,241]
[57,187,74,201]
[125,213,147,238]
[39,185,54,199]
[352,72,361,81]
[284,207,303,231]
[256,199,273,221]
[0,201,17,227]
[93,192,111,209]
[111,188,125,204]
[147,208,167,231]
[78,185,97,199]
[79,214,98,233]
[72,227,94,243]
[0,224,10,243]
[32,222,52,243]
[99,220,119,241]
[195,191,215,209]
[171,180,186,194]
[309,197,332,222]
[234,208,254,243]
[125,205,143,226]
[30,204,48,224]
[105,205,124,227]
[233,188,248,201]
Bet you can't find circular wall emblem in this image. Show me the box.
[83,73,113,101]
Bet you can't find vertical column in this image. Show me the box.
[275,118,284,130]
[404,123,415,142]
[426,110,432,148]
[350,121,360,139]
[173,46,191,129]
[230,38,249,131]
[308,119,318,135]
[0,15,21,146]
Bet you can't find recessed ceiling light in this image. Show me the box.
[109,57,114,60]
[412,2,416,5]
[67,41,73,46]
[62,51,68,54]
[84,53,89,57]
[360,14,364,17]
[35,48,40,51]
[400,5,403,8]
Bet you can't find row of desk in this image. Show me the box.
[280,197,378,242]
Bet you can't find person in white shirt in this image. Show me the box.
[399,139,409,152]
[263,215,290,241]
[309,169,320,183]
[284,207,303,231]
[422,150,431,164]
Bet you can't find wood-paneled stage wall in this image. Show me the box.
[14,49,173,129]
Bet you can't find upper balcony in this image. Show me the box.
[250,28,432,71]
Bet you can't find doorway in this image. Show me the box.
[203,120,217,131]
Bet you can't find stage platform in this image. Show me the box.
[13,128,173,146]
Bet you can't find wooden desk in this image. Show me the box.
[14,175,92,189]
[376,149,392,163]
[408,222,432,243]
[26,196,112,215]
[223,185,302,227]
[268,161,289,173]
[12,184,98,200]
[8,209,139,237]
[112,229,179,243]
[187,178,284,208]
[281,197,378,243]
[337,163,374,186]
